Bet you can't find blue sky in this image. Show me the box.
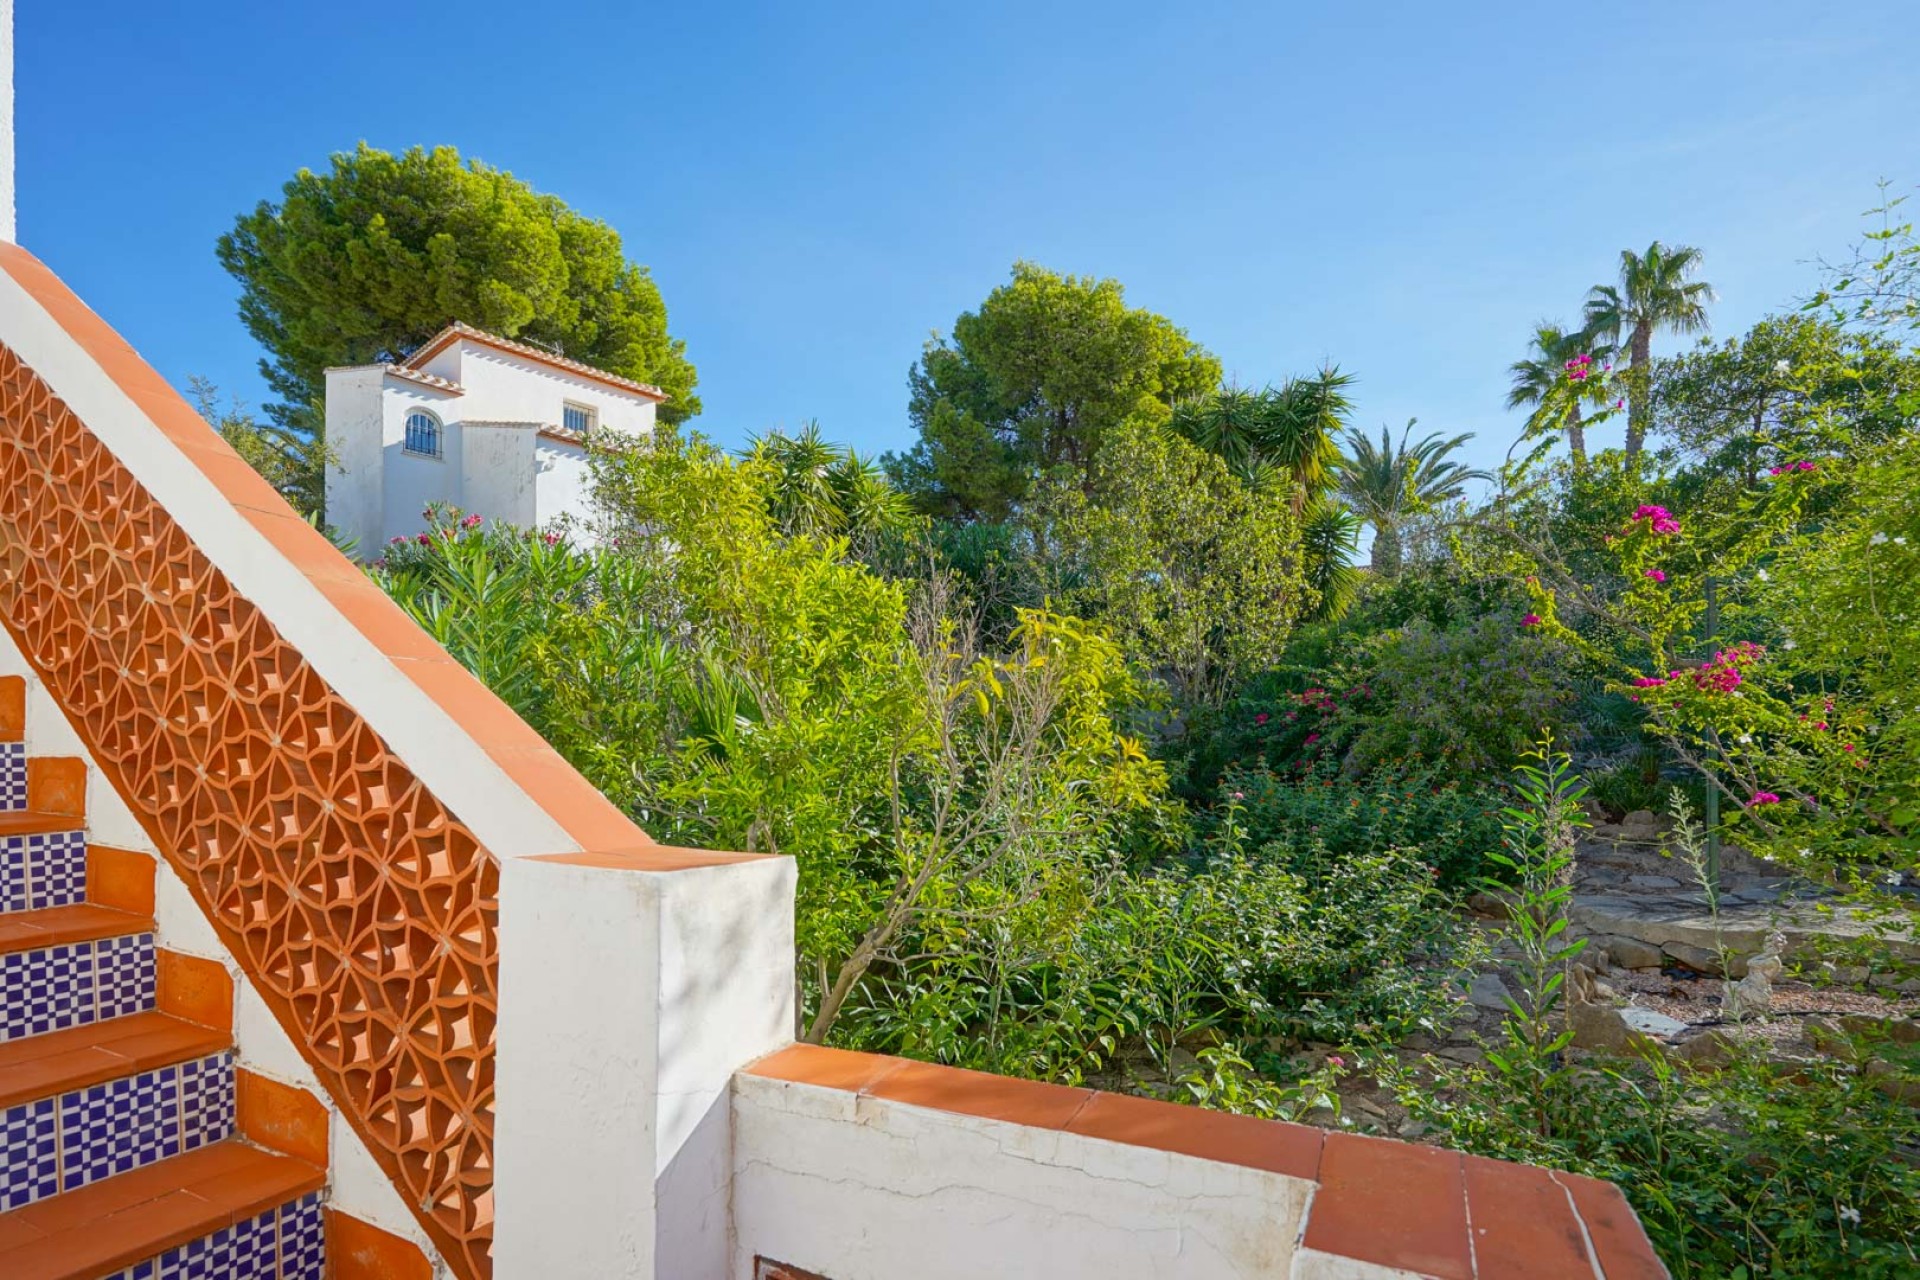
[16,1,1920,476]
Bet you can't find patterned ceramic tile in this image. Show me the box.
[0,940,95,1041]
[0,828,87,911]
[0,741,24,809]
[59,1062,182,1191]
[280,1192,327,1279]
[94,931,157,1020]
[1,1096,58,1209]
[153,1205,280,1279]
[181,1051,236,1151]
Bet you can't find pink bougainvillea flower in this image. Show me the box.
[1842,743,1855,752]
[1749,791,1782,807]
[1632,676,1666,688]
[1613,398,1625,410]
[1305,733,1322,745]
[1644,569,1667,583]
[1797,460,1817,471]
[1631,504,1681,535]
[1254,712,1270,726]
[1521,613,1543,627]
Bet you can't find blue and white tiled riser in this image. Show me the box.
[106,1192,326,1280]
[0,1052,236,1208]
[0,741,24,810]
[0,828,87,912]
[0,932,156,1042]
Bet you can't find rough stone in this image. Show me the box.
[1467,973,1514,1011]
[1662,942,1736,977]
[1437,1045,1486,1065]
[1840,1014,1920,1045]
[1627,874,1682,889]
[1620,1007,1691,1039]
[1667,1028,1735,1068]
[1606,937,1665,970]
[1619,810,1660,841]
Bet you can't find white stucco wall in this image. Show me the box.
[413,337,658,439]
[493,854,797,1280]
[730,1075,1315,1280]
[322,367,387,557]
[460,423,538,530]
[534,436,595,540]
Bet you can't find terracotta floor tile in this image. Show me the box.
[1066,1089,1324,1181]
[1304,1132,1472,1280]
[1465,1154,1594,1279]
[865,1058,1095,1131]
[0,1012,225,1107]
[1553,1169,1673,1279]
[0,904,153,954]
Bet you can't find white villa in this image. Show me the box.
[323,322,666,553]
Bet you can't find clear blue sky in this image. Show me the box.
[16,1,1920,476]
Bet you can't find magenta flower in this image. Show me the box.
[1327,1055,1346,1069]
[462,513,483,529]
[1631,676,1666,688]
[1631,504,1681,535]
[1613,398,1624,410]
[542,531,561,546]
[1564,353,1593,383]
[415,533,431,546]
[1521,613,1543,627]
[1748,792,1782,807]
[1644,568,1667,583]
[1305,733,1322,745]
[1798,460,1817,471]
[388,536,405,545]
[1254,712,1270,726]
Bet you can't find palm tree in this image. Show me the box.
[1584,242,1715,458]
[747,422,913,546]
[1300,497,1364,621]
[1505,322,1615,466]
[1258,367,1352,510]
[1170,385,1268,477]
[1336,421,1489,578]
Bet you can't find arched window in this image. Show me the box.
[404,410,442,457]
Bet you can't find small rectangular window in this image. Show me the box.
[563,402,597,435]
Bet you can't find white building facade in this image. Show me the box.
[324,322,664,554]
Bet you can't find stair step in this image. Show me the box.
[0,905,153,955]
[0,1140,325,1280]
[0,826,88,913]
[0,1010,228,1109]
[0,928,155,1042]
[0,812,85,837]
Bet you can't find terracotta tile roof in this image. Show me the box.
[323,362,468,395]
[403,321,668,402]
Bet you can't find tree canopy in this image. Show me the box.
[218,143,699,430]
[884,262,1221,520]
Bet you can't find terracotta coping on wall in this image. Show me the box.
[0,243,745,878]
[327,1210,438,1280]
[403,321,669,401]
[743,1045,1670,1279]
[0,673,22,741]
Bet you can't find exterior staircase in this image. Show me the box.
[0,675,328,1280]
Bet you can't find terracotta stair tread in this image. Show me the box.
[0,1139,326,1280]
[0,811,85,837]
[0,903,153,954]
[0,1010,229,1108]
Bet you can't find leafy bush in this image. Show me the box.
[1219,762,1505,889]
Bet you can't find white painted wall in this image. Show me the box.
[729,1075,1314,1280]
[493,854,796,1280]
[323,367,388,556]
[414,337,658,439]
[0,0,14,244]
[534,436,595,541]
[461,423,537,530]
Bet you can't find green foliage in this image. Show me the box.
[885,262,1221,520]
[1035,420,1310,706]
[1584,241,1716,456]
[1334,419,1489,577]
[1506,320,1617,463]
[187,378,332,521]
[218,143,698,434]
[744,421,919,554]
[1215,762,1504,890]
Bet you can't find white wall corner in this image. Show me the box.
[492,853,796,1280]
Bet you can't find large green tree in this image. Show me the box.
[1583,241,1715,458]
[885,263,1221,521]
[218,143,700,439]
[1037,420,1308,707]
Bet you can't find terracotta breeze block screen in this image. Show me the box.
[0,343,499,1279]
